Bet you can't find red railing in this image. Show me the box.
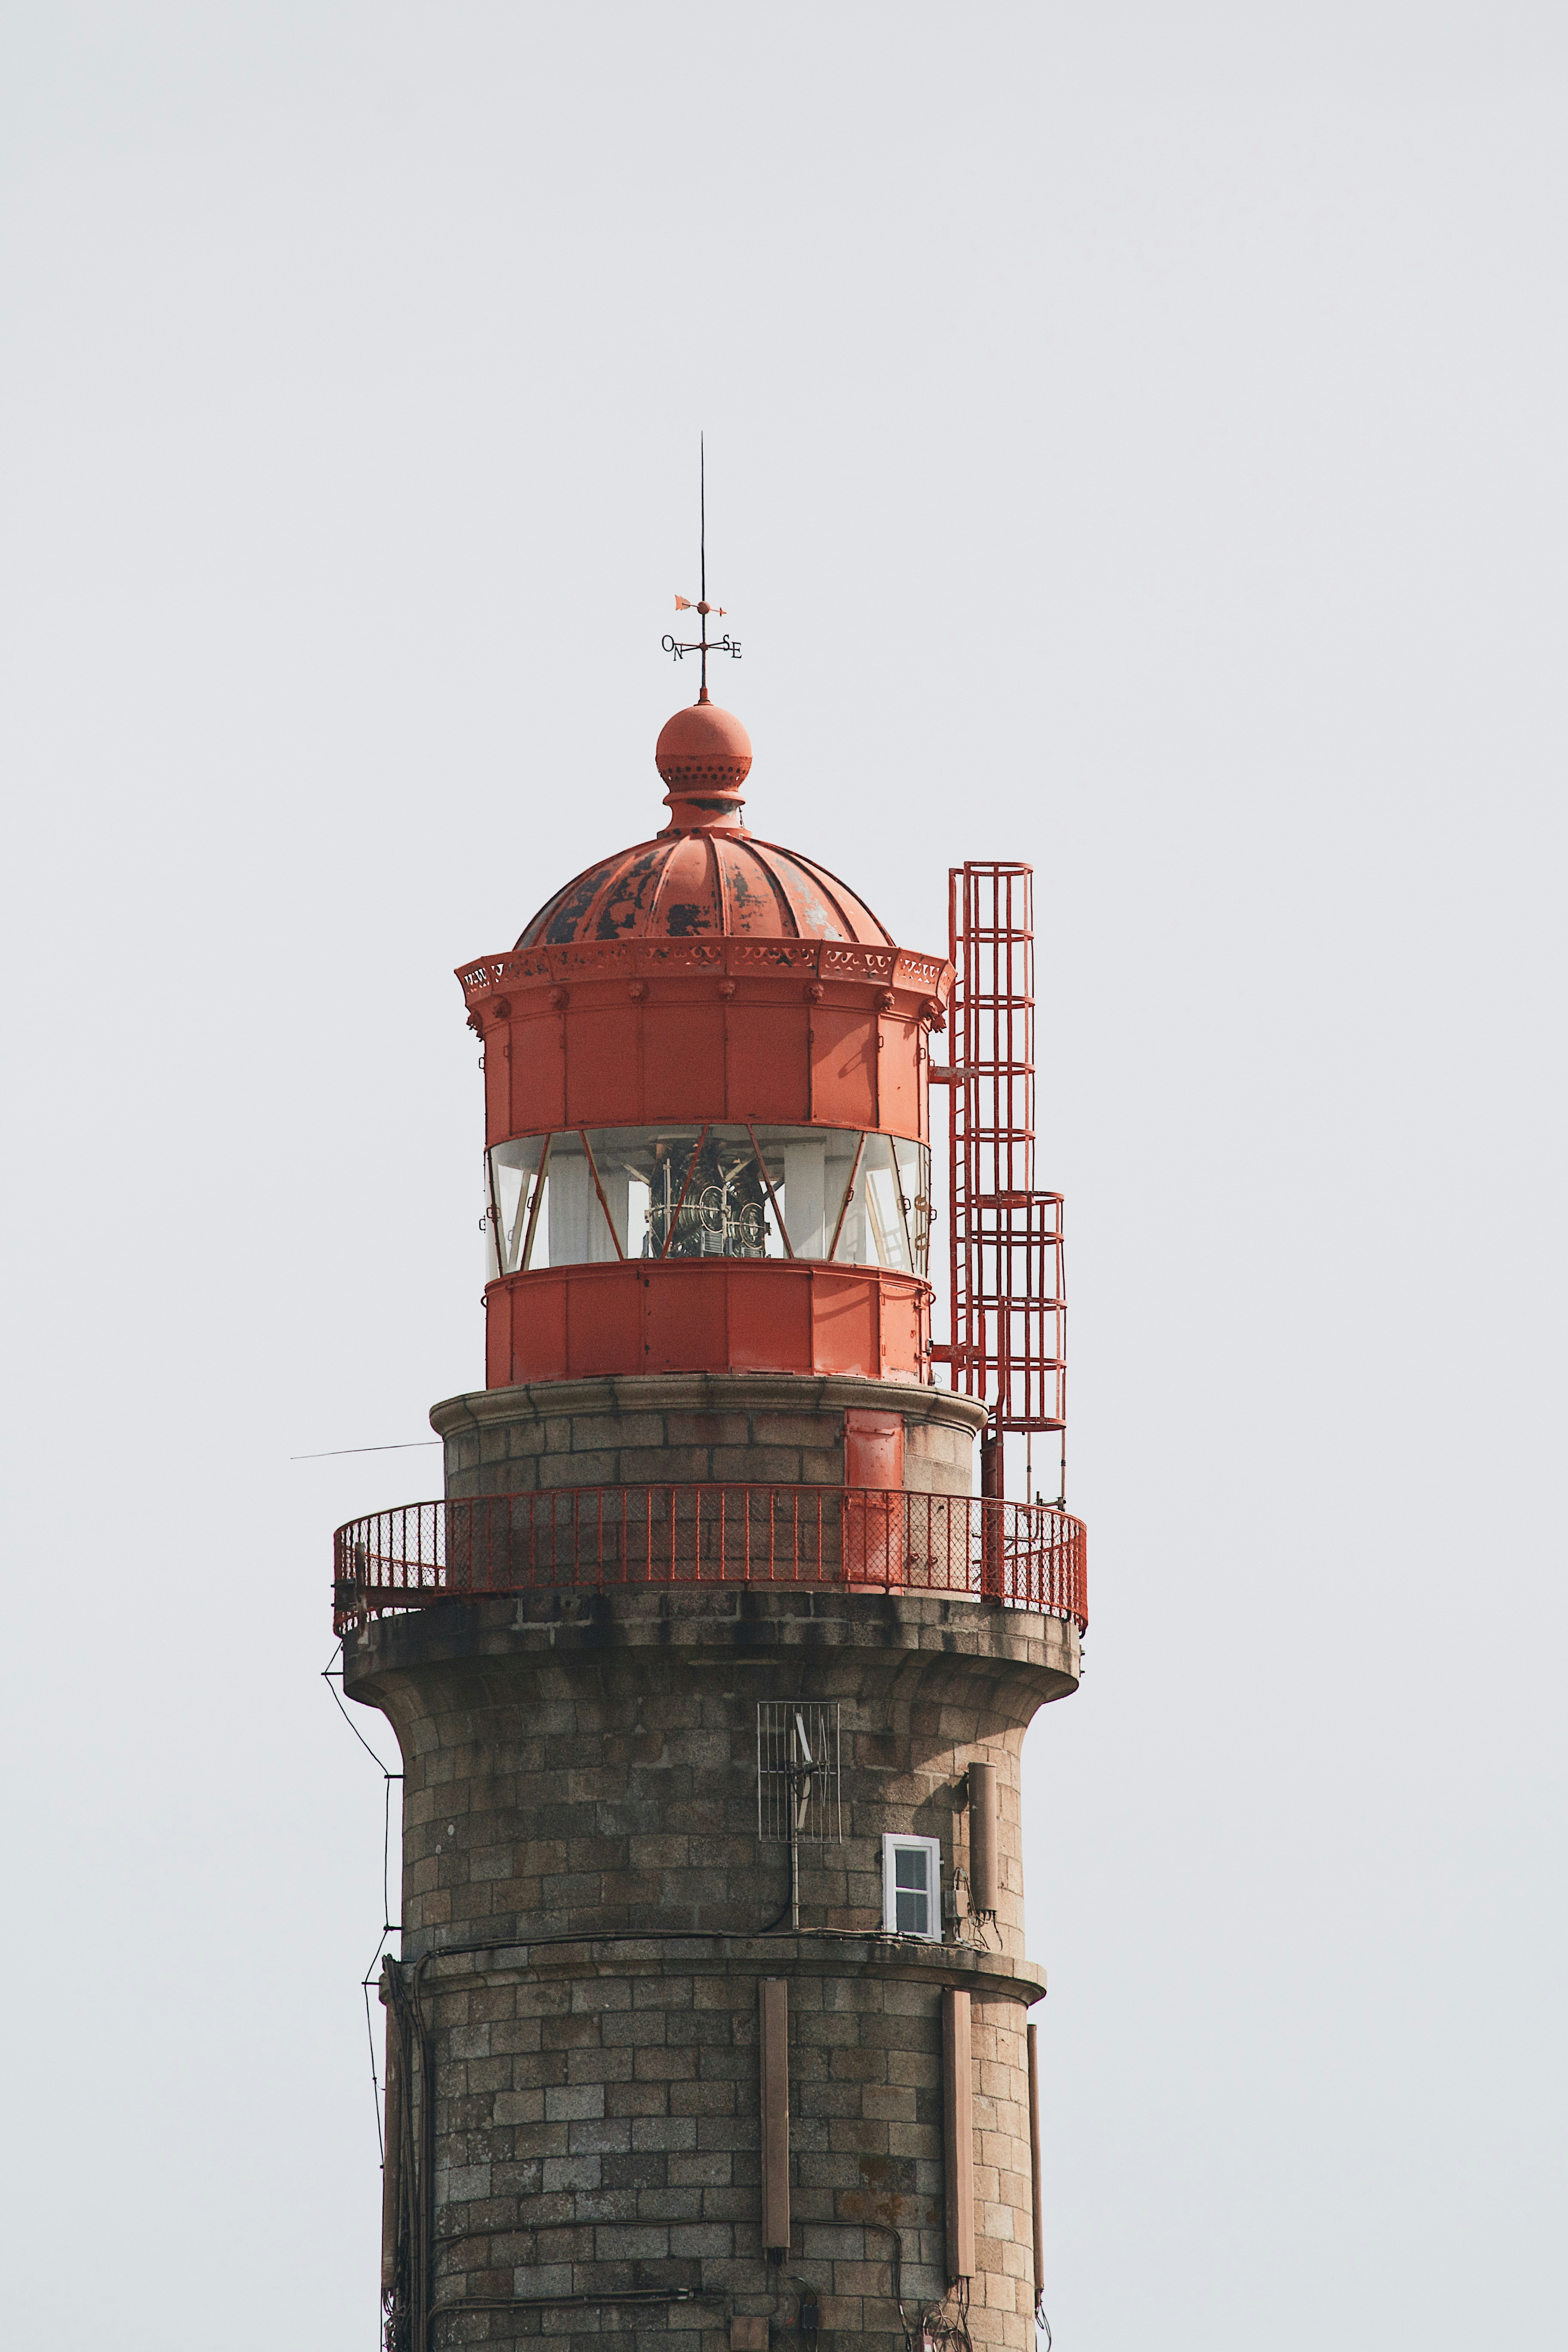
[331,1485,1087,1636]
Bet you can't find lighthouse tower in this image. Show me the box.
[337,682,1087,2352]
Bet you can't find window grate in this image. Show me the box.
[756,1702,842,1844]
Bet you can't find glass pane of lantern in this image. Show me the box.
[833,1135,915,1272]
[762,1125,863,1261]
[486,1136,548,1274]
[541,1131,622,1266]
[817,1130,867,1262]
[892,1138,931,1276]
[579,1130,632,1259]
[866,1136,914,1270]
[486,1127,931,1274]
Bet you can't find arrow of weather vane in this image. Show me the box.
[661,598,741,688]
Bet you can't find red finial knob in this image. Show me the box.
[655,700,753,835]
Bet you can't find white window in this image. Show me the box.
[882,1834,942,1940]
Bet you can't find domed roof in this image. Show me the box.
[514,696,892,949]
[517,830,891,949]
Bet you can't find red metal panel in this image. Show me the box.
[483,1025,509,1137]
[643,1000,727,1123]
[643,1262,730,1373]
[487,1262,930,1384]
[508,1271,567,1383]
[811,1271,879,1377]
[844,1409,903,1489]
[876,1011,919,1138]
[877,1276,925,1380]
[473,966,938,1145]
[506,1007,565,1136]
[485,1286,509,1387]
[565,1003,643,1128]
[726,1004,810,1123]
[725,1263,812,1372]
[809,1008,877,1127]
[843,1482,905,1586]
[565,1266,643,1378]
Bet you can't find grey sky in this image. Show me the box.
[1,6,1563,2346]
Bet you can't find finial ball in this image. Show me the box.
[655,700,753,831]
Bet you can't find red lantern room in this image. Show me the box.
[459,696,952,1391]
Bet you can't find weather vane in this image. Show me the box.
[661,435,741,702]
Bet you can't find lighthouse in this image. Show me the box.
[337,662,1087,2352]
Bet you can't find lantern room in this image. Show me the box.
[459,698,952,1390]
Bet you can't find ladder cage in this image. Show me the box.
[945,862,1067,1458]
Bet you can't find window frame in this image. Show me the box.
[485,1122,932,1275]
[881,1832,943,1941]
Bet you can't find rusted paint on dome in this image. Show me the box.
[516,698,892,948]
[516,830,891,950]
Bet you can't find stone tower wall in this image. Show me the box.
[395,1942,1039,2352]
[433,1375,985,1505]
[346,1584,1076,2352]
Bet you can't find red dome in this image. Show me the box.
[515,830,891,949]
[515,697,891,948]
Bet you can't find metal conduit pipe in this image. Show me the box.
[966,1761,999,1917]
[379,1999,401,2304]
[760,1978,791,2253]
[381,1954,434,2352]
[942,1987,975,2282]
[1026,2018,1045,2315]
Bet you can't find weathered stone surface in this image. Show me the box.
[348,1378,1068,2352]
[347,1588,1074,1958]
[433,1375,987,1503]
[404,1940,1042,2352]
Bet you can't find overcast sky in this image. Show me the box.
[1,6,1564,2347]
